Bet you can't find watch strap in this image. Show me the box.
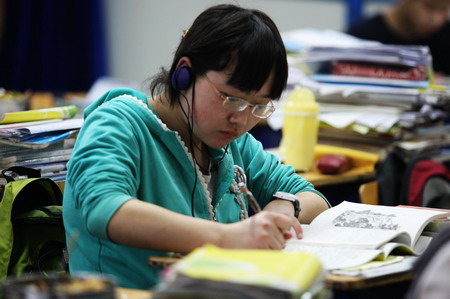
[272,191,301,218]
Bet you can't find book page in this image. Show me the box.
[284,241,381,270]
[300,201,448,249]
[380,235,433,257]
[330,256,417,278]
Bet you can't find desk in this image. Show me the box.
[300,165,375,187]
[328,272,412,299]
[116,287,152,298]
[266,145,379,205]
[326,271,412,291]
[267,146,378,187]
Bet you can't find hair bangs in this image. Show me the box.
[227,16,287,100]
[152,5,288,104]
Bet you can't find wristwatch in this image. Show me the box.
[272,191,301,218]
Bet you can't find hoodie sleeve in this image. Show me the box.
[233,133,329,208]
[67,93,148,240]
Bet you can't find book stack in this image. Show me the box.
[305,44,431,89]
[0,106,83,184]
[331,61,427,82]
[305,44,436,152]
[276,29,450,155]
[153,244,328,299]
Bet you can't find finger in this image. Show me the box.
[256,214,286,249]
[272,216,296,248]
[275,228,288,248]
[283,230,293,240]
[269,231,286,250]
[258,213,293,249]
[291,219,303,239]
[250,213,283,249]
[273,214,300,236]
[260,221,285,250]
[283,227,295,240]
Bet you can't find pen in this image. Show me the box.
[238,183,261,214]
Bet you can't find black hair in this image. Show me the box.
[149,4,288,105]
[149,4,288,217]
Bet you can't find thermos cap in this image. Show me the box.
[283,87,319,114]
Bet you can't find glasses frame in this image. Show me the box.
[204,76,275,119]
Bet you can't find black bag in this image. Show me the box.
[376,152,450,208]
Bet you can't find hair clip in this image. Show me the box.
[182,29,189,39]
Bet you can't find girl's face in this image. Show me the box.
[190,70,274,149]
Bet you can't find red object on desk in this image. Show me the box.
[317,154,352,174]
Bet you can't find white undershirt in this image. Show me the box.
[202,168,217,200]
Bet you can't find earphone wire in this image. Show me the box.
[177,76,228,219]
[178,80,200,217]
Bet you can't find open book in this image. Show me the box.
[284,201,449,270]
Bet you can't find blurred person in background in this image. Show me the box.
[347,0,450,75]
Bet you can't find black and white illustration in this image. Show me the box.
[332,209,400,230]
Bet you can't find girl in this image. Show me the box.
[63,4,329,289]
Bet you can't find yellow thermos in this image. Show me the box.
[280,87,319,172]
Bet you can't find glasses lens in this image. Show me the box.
[223,96,275,118]
[252,105,275,118]
[223,97,248,112]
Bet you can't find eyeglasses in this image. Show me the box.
[204,76,275,119]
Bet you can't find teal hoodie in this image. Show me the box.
[63,88,326,289]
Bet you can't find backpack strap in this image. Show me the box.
[398,155,428,206]
[1,167,41,183]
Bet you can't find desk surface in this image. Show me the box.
[326,271,412,291]
[300,165,375,187]
[117,287,152,298]
[266,147,377,187]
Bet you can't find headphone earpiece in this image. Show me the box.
[171,67,192,90]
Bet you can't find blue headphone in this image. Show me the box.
[171,67,192,90]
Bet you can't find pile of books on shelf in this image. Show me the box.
[0,105,83,184]
[275,29,450,155]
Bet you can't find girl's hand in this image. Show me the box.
[263,199,303,239]
[220,211,299,250]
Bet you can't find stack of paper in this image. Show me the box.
[0,106,83,183]
[284,29,432,89]
[306,45,431,88]
[273,29,450,154]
